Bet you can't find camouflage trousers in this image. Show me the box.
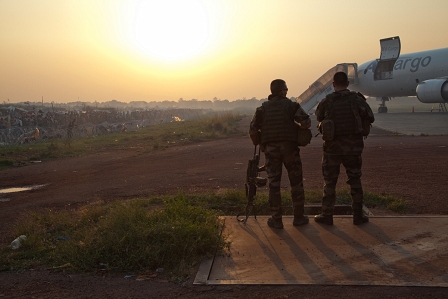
[321,153,363,215]
[263,141,305,220]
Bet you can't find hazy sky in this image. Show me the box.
[1,0,447,103]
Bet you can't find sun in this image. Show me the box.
[131,0,210,62]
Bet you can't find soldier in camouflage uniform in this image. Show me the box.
[314,71,375,225]
[249,79,311,229]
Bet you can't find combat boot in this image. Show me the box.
[293,215,309,226]
[267,217,284,229]
[314,214,333,225]
[353,209,369,225]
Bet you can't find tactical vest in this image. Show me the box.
[260,98,298,144]
[326,92,359,136]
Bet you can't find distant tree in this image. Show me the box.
[201,100,213,109]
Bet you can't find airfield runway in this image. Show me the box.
[372,112,448,136]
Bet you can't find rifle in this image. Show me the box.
[237,145,266,223]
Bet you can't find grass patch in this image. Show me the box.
[304,189,407,213]
[363,191,407,213]
[0,158,14,170]
[0,197,228,278]
[0,112,242,166]
[189,188,406,215]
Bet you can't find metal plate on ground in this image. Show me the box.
[195,216,448,286]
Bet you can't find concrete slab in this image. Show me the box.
[195,216,448,286]
[369,112,448,136]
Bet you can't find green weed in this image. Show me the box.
[0,198,227,278]
[363,191,407,213]
[304,189,407,213]
[0,158,13,170]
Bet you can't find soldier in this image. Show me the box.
[249,79,311,229]
[314,71,375,225]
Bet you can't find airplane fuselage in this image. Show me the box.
[352,47,448,98]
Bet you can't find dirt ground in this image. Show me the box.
[1,118,448,298]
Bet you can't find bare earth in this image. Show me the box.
[1,118,448,298]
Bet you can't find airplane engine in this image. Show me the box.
[416,79,448,103]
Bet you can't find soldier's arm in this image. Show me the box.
[249,106,263,145]
[315,99,326,122]
[356,93,375,123]
[293,104,311,129]
[364,102,375,123]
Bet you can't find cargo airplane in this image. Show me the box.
[297,37,448,113]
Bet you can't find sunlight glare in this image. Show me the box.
[132,0,210,62]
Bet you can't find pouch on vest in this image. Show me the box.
[318,119,334,141]
[350,101,364,135]
[297,128,312,146]
[355,92,372,137]
[350,98,371,137]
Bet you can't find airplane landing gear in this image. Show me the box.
[378,97,390,113]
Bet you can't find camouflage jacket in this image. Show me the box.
[315,89,374,155]
[249,95,310,146]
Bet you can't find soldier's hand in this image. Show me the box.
[249,133,260,145]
